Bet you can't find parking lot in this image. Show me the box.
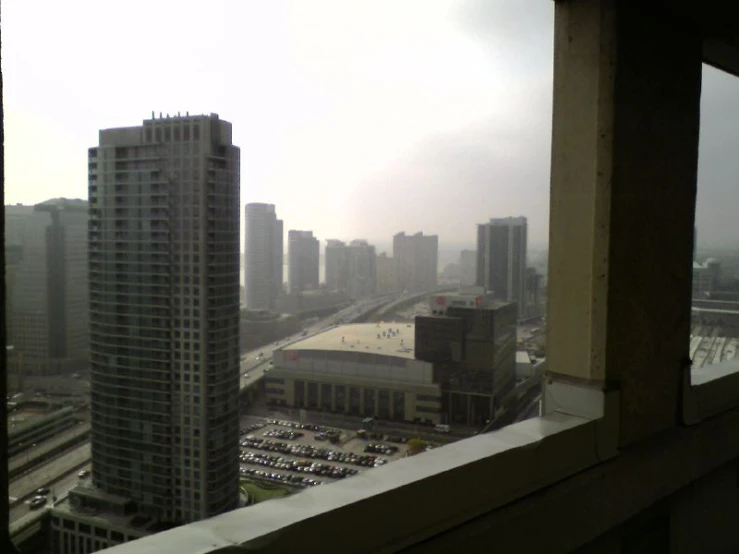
[239,418,409,492]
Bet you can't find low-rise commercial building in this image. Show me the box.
[266,323,442,424]
[266,292,516,427]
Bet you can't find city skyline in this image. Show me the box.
[4,1,737,250]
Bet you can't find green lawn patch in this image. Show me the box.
[240,479,291,504]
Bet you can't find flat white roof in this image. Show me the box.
[281,323,416,359]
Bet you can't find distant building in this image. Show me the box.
[693,258,721,298]
[7,198,89,376]
[4,204,35,345]
[441,262,461,283]
[53,114,242,554]
[325,239,377,299]
[244,203,283,310]
[524,267,544,318]
[477,216,528,318]
[288,230,320,294]
[325,240,348,292]
[393,232,438,292]
[376,253,399,295]
[459,249,477,287]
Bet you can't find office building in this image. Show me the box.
[459,250,477,287]
[392,232,438,292]
[244,203,283,310]
[376,253,399,294]
[417,291,517,425]
[53,113,241,552]
[6,199,89,376]
[325,239,377,299]
[476,217,528,318]
[288,230,319,294]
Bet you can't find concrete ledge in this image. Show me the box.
[684,358,739,424]
[101,412,601,554]
[401,400,739,553]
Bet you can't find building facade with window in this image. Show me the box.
[265,323,444,424]
[287,230,319,294]
[393,231,438,292]
[244,203,283,310]
[52,113,242,553]
[6,199,89,376]
[476,216,528,318]
[325,239,377,299]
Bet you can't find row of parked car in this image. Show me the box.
[240,437,387,468]
[240,467,322,487]
[266,419,339,435]
[240,452,360,479]
[240,422,266,435]
[364,443,400,455]
[263,429,304,440]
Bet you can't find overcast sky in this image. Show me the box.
[3,0,738,249]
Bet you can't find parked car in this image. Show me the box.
[78,470,90,478]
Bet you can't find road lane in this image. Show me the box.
[9,442,91,507]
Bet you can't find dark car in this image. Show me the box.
[36,487,50,496]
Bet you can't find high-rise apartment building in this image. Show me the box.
[476,217,528,318]
[325,239,377,299]
[244,203,283,310]
[6,199,89,376]
[392,232,438,292]
[325,239,349,292]
[55,114,241,550]
[376,253,399,295]
[288,230,319,294]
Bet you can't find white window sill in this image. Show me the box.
[102,406,613,554]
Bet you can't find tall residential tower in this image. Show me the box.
[244,203,283,310]
[393,232,438,292]
[325,239,377,299]
[476,216,528,318]
[288,230,319,294]
[63,114,241,547]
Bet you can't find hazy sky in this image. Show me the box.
[3,0,738,249]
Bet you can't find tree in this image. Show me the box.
[407,438,427,456]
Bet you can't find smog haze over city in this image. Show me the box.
[3,0,737,249]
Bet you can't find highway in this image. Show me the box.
[9,422,89,477]
[9,442,91,511]
[10,461,91,523]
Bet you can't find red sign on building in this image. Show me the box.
[286,351,299,362]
